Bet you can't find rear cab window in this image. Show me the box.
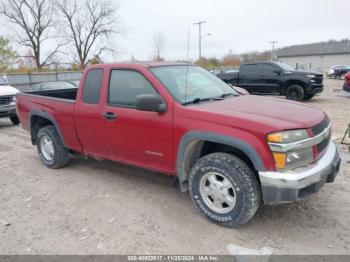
[82,68,104,104]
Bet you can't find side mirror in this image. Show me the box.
[274,69,282,75]
[135,94,166,113]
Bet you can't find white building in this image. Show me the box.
[277,40,350,73]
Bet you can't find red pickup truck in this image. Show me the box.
[17,63,341,227]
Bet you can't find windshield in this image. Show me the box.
[275,62,294,71]
[150,65,238,104]
[0,77,6,86]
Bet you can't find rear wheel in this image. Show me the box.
[286,85,304,101]
[10,115,20,125]
[188,153,261,227]
[36,125,69,169]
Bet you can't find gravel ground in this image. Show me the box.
[0,79,349,255]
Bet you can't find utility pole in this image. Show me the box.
[194,21,206,60]
[270,40,278,61]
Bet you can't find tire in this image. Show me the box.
[10,115,20,125]
[36,125,69,169]
[188,153,261,227]
[285,85,304,101]
[303,94,315,101]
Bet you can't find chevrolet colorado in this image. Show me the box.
[217,61,324,101]
[0,76,20,125]
[17,63,340,227]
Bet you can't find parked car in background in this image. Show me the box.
[334,66,350,80]
[217,61,324,101]
[327,66,341,78]
[343,72,350,92]
[16,62,340,227]
[0,76,20,125]
[31,81,78,92]
[67,80,80,87]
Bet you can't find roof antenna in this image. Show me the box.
[184,29,190,104]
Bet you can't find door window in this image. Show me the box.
[82,69,103,104]
[261,64,276,74]
[243,64,258,74]
[109,70,159,107]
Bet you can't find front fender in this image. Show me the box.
[176,131,266,192]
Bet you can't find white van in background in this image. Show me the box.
[0,76,20,125]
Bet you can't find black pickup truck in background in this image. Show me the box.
[217,61,324,101]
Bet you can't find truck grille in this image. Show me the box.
[312,117,331,155]
[0,96,12,105]
[312,117,330,136]
[314,75,323,84]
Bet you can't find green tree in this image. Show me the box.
[0,36,17,73]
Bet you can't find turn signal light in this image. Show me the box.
[272,152,286,170]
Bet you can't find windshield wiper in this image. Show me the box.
[220,92,237,98]
[183,97,223,105]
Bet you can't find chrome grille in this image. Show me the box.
[0,96,12,105]
[312,118,331,155]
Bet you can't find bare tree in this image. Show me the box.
[56,0,119,70]
[0,0,61,71]
[153,32,165,62]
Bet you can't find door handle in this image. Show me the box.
[102,112,117,121]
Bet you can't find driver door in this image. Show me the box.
[102,69,174,172]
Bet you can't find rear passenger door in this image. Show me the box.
[75,68,108,156]
[102,69,174,172]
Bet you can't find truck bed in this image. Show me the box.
[25,88,78,101]
[17,88,82,153]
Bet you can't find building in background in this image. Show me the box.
[277,40,350,73]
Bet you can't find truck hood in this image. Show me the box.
[189,95,325,133]
[0,85,20,96]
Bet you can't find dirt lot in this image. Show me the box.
[0,79,349,255]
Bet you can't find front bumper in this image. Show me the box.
[259,141,340,204]
[0,104,16,118]
[309,83,324,94]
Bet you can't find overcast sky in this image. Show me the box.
[112,0,350,61]
[1,0,349,63]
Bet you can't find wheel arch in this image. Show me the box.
[176,131,266,192]
[29,110,65,146]
[284,80,307,93]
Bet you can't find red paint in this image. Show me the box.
[17,63,327,174]
[345,72,350,86]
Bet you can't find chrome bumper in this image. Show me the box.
[259,142,340,204]
[0,104,16,115]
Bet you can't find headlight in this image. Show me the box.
[267,129,313,171]
[267,129,309,143]
[307,74,316,78]
[12,96,16,102]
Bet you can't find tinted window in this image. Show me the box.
[261,64,276,74]
[109,70,158,107]
[82,69,103,104]
[243,64,258,74]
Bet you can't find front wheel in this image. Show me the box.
[36,125,69,169]
[303,94,315,101]
[10,115,20,125]
[286,85,304,101]
[188,153,261,227]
